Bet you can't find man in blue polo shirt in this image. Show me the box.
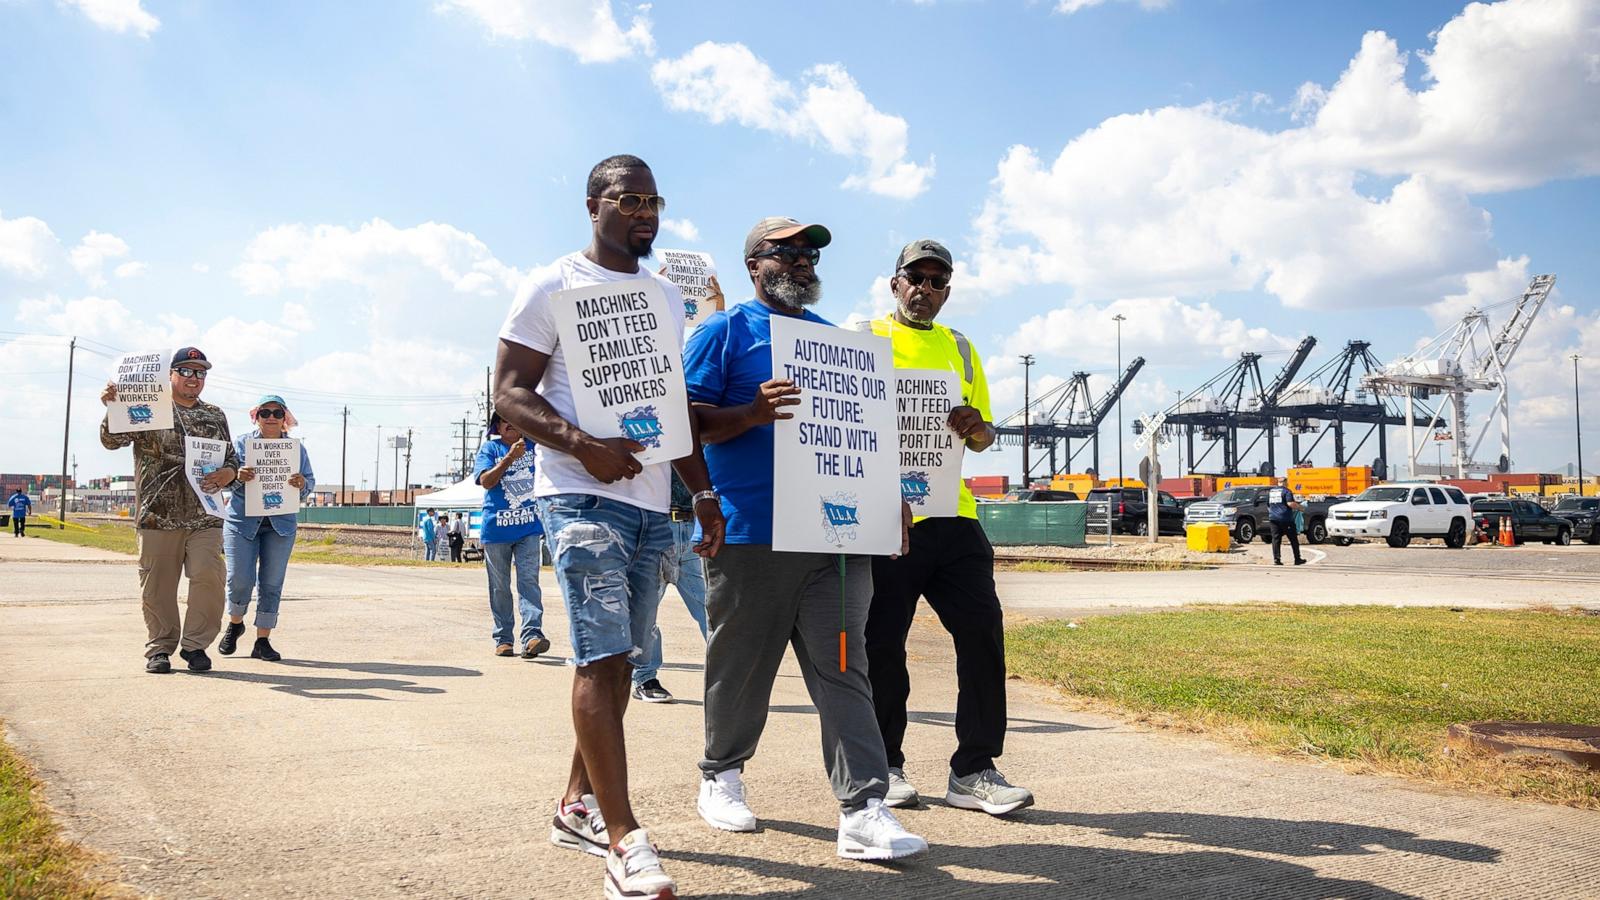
[474,413,548,658]
[684,216,926,861]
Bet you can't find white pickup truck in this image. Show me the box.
[1325,482,1473,548]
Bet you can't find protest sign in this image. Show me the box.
[244,438,301,517]
[771,316,900,554]
[549,278,690,466]
[895,369,965,518]
[657,249,719,331]
[107,350,172,433]
[184,436,229,518]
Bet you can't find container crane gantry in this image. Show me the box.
[1158,337,1314,477]
[996,357,1145,480]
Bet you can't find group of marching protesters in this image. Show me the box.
[98,153,1030,900]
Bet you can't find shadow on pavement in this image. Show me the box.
[758,705,1098,736]
[675,818,1421,899]
[276,659,482,678]
[1016,810,1500,862]
[199,669,449,701]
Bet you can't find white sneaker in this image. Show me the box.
[837,798,928,860]
[549,793,608,857]
[884,767,919,808]
[604,828,677,900]
[697,769,757,832]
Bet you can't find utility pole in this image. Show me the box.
[59,336,76,523]
[1020,354,1034,486]
[404,427,413,506]
[1575,354,1585,486]
[375,425,382,505]
[391,436,400,506]
[1113,313,1126,485]
[458,417,472,481]
[340,406,349,505]
[485,366,493,431]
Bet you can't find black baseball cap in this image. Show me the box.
[743,216,832,259]
[171,347,212,370]
[896,239,953,272]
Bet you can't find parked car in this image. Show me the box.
[1183,486,1335,544]
[1326,482,1473,548]
[1002,489,1078,502]
[1084,487,1186,535]
[1472,498,1574,546]
[1551,496,1600,544]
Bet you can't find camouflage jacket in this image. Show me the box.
[100,400,239,530]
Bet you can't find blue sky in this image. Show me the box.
[3,0,1598,491]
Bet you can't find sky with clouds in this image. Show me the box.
[3,0,1598,491]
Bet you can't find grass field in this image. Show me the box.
[33,522,439,567]
[1,723,126,899]
[1009,604,1600,808]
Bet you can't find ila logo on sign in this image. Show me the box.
[900,471,931,506]
[618,405,664,449]
[128,404,154,424]
[820,493,860,544]
[262,491,284,510]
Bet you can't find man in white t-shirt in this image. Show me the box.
[494,154,724,900]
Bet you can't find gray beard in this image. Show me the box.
[763,271,822,310]
[897,297,933,325]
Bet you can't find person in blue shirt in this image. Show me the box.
[420,508,439,561]
[8,488,32,537]
[1268,478,1306,566]
[683,216,926,860]
[220,395,315,661]
[474,413,547,658]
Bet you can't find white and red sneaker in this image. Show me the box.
[604,828,677,900]
[549,793,608,857]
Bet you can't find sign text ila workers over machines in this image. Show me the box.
[895,369,964,518]
[244,438,302,517]
[108,350,173,433]
[771,316,900,555]
[549,278,690,466]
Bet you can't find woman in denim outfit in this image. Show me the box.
[220,395,315,661]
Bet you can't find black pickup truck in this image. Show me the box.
[1472,498,1574,545]
[1182,486,1337,544]
[1551,496,1600,544]
[1083,487,1187,536]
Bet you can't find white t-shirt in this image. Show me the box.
[498,252,686,513]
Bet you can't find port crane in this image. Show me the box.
[996,357,1145,481]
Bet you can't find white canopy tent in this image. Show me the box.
[414,477,486,511]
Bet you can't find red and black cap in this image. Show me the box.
[171,347,212,370]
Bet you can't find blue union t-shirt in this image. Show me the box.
[8,493,30,518]
[473,438,543,544]
[684,299,831,545]
[1267,486,1296,523]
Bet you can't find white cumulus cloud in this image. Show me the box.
[652,42,934,199]
[60,0,160,37]
[1056,0,1171,14]
[0,210,60,279]
[68,231,134,288]
[436,0,653,63]
[967,0,1597,313]
[660,218,700,242]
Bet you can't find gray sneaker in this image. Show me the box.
[885,767,918,808]
[945,768,1034,816]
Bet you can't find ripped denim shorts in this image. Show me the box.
[535,493,673,667]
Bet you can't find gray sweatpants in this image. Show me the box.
[700,544,888,810]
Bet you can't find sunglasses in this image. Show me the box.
[597,193,666,216]
[751,246,822,265]
[899,269,951,291]
[257,408,286,419]
[173,366,208,380]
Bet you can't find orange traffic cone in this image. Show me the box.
[1499,514,1515,547]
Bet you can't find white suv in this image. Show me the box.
[1326,483,1472,548]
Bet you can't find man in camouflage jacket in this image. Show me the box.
[100,347,239,674]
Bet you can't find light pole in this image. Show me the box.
[1112,314,1126,484]
[1575,354,1584,487]
[1020,354,1035,487]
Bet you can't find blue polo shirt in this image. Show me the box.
[684,299,831,545]
[473,437,542,544]
[8,493,30,518]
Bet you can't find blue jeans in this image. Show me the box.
[425,542,438,561]
[536,493,671,668]
[484,532,545,647]
[633,519,708,685]
[223,522,295,629]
